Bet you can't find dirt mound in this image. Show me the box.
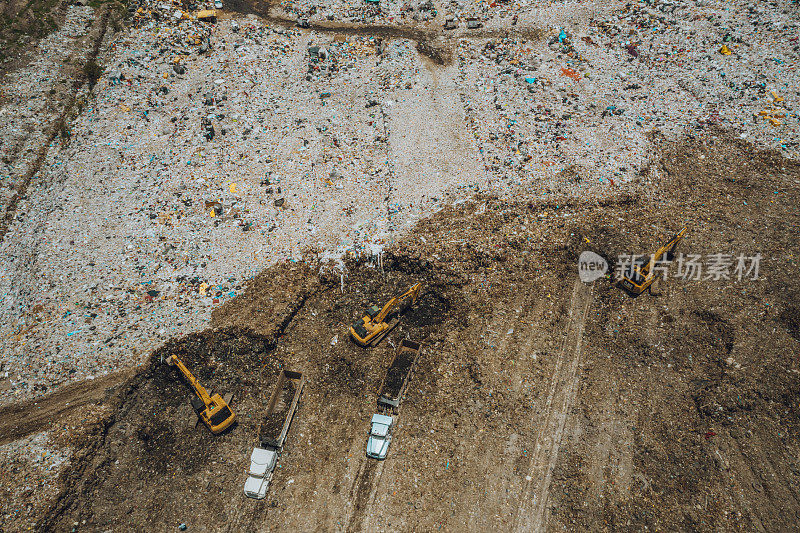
[38,328,285,531]
[0,369,134,447]
[403,291,451,328]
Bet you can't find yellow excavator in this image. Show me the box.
[165,354,237,434]
[350,283,422,347]
[619,227,687,296]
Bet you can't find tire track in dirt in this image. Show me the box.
[341,457,379,532]
[0,5,114,243]
[513,279,593,532]
[450,290,541,531]
[353,458,387,532]
[343,419,399,532]
[580,380,633,508]
[340,397,409,531]
[713,429,800,531]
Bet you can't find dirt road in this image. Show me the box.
[226,0,547,65]
[0,369,132,446]
[514,279,593,532]
[0,4,118,242]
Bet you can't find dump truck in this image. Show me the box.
[259,370,304,448]
[244,370,304,499]
[244,447,277,499]
[378,339,422,411]
[367,414,394,460]
[365,340,422,459]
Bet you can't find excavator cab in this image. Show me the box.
[625,256,649,284]
[192,393,235,431]
[351,305,383,338]
[350,283,422,347]
[166,355,237,434]
[351,319,370,341]
[619,228,686,296]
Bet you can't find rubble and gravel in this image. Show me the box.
[1,0,800,531]
[2,0,800,404]
[0,432,71,532]
[16,133,800,532]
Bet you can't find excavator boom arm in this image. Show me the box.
[398,283,421,306]
[373,297,398,325]
[350,282,422,346]
[640,228,687,278]
[373,283,421,325]
[654,228,686,264]
[170,357,213,406]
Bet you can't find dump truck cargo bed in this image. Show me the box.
[259,370,304,449]
[378,339,422,410]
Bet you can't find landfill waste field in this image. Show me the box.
[1,0,800,531]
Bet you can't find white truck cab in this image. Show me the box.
[366,414,394,459]
[244,447,277,499]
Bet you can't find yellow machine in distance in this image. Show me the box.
[166,354,237,434]
[350,283,422,346]
[619,228,687,296]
